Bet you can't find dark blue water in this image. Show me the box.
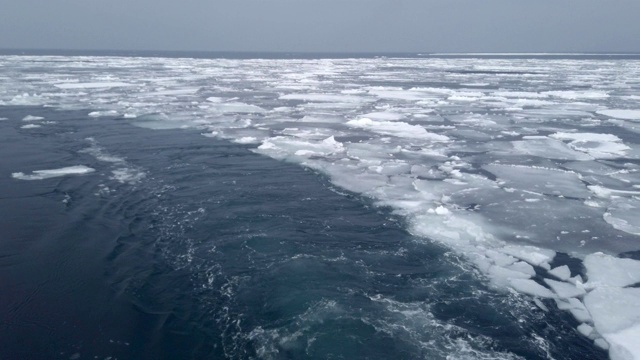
[0,106,604,359]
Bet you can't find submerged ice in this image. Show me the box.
[2,54,640,359]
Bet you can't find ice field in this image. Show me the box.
[2,54,640,359]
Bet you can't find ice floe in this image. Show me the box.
[12,165,95,180]
[22,115,44,121]
[597,109,640,121]
[346,118,450,141]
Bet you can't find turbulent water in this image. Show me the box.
[1,53,640,360]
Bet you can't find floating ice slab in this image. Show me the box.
[359,112,404,121]
[597,109,640,121]
[89,110,119,117]
[508,279,555,298]
[511,138,593,161]
[12,165,95,180]
[544,278,586,298]
[485,164,590,199]
[584,253,640,288]
[54,82,135,89]
[22,115,44,121]
[550,132,630,159]
[584,287,640,360]
[501,245,556,269]
[208,102,266,114]
[346,118,450,141]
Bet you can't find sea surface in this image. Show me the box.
[1,51,639,360]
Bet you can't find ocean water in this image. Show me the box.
[1,52,639,360]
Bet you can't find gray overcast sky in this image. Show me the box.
[1,0,639,53]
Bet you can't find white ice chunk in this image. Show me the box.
[577,323,595,338]
[208,102,266,114]
[485,164,590,199]
[485,249,517,267]
[346,118,449,141]
[233,137,259,144]
[548,265,571,281]
[597,109,640,121]
[606,324,640,360]
[603,198,640,236]
[555,297,588,311]
[511,138,593,161]
[507,261,536,277]
[12,166,95,180]
[359,112,404,121]
[534,298,549,312]
[508,279,555,298]
[54,82,135,89]
[501,245,556,269]
[588,185,640,199]
[22,115,44,121]
[544,278,586,298]
[550,132,630,159]
[280,93,372,103]
[584,253,640,288]
[584,287,640,360]
[595,338,610,351]
[543,90,609,100]
[89,110,119,117]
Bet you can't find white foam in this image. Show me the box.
[20,124,41,129]
[501,245,556,270]
[12,165,95,180]
[110,168,145,184]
